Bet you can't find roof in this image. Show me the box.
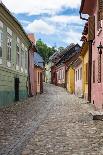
[50,43,76,64]
[79,0,96,15]
[0,1,31,44]
[56,44,81,66]
[34,52,44,68]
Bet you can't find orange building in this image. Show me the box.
[34,52,44,94]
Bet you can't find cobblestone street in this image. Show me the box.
[0,84,103,155]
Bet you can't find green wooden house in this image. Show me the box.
[0,2,31,106]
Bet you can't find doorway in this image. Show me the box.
[15,77,19,101]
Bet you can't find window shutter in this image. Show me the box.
[88,16,95,41]
[98,0,103,20]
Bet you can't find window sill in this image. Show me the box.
[7,61,11,67]
[97,27,102,36]
[0,58,2,64]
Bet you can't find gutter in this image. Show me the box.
[79,0,88,21]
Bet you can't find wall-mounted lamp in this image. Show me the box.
[97,42,103,54]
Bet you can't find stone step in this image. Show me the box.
[90,111,103,120]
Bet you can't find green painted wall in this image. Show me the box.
[0,4,30,107]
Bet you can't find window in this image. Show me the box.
[76,71,77,81]
[62,70,64,79]
[78,69,79,80]
[98,54,101,83]
[60,70,61,79]
[16,45,20,66]
[38,72,40,84]
[93,60,95,83]
[85,63,88,83]
[0,29,3,58]
[80,67,82,80]
[7,36,12,62]
[21,49,24,68]
[25,52,28,69]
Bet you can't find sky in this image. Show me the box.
[2,0,85,48]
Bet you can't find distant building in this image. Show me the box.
[45,61,52,83]
[56,44,81,88]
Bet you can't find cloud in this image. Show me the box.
[64,30,82,45]
[2,0,81,15]
[20,20,31,25]
[46,15,83,25]
[26,19,55,35]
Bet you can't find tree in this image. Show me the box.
[36,39,56,63]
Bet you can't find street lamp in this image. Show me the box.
[97,42,103,54]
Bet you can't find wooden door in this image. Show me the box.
[15,77,19,101]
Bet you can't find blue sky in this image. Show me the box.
[2,0,85,48]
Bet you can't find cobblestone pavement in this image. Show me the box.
[0,84,103,155]
[21,84,103,155]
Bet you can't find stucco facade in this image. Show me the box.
[0,2,31,106]
[66,67,75,94]
[45,62,52,83]
[80,0,103,109]
[74,63,82,97]
[34,52,44,94]
[81,43,89,100]
[91,2,103,109]
[56,65,65,87]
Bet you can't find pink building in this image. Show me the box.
[73,58,82,97]
[28,34,36,96]
[80,0,103,109]
[56,65,65,87]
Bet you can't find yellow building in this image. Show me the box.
[66,66,75,94]
[80,42,88,100]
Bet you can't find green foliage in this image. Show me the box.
[36,39,57,63]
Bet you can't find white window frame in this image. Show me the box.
[16,44,20,68]
[7,35,12,67]
[25,51,28,71]
[21,48,24,72]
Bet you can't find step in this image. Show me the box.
[90,111,103,120]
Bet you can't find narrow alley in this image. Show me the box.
[0,84,103,155]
